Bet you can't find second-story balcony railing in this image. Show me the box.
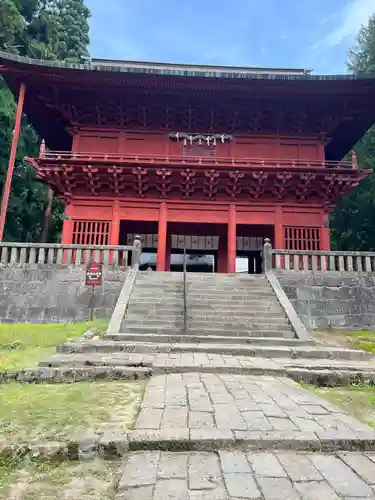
[26,148,365,203]
[37,151,358,170]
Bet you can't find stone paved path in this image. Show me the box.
[115,450,375,499]
[43,351,375,377]
[130,373,375,450]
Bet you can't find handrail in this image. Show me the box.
[264,241,375,272]
[34,151,356,170]
[0,242,133,250]
[273,249,375,257]
[0,241,140,267]
[183,246,188,335]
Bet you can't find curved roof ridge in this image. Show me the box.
[1,50,375,81]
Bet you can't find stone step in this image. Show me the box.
[129,301,281,310]
[123,322,291,334]
[125,429,375,453]
[56,340,370,360]
[132,290,183,295]
[279,357,375,371]
[35,352,375,387]
[130,295,183,301]
[188,276,265,279]
[131,291,183,296]
[128,299,184,306]
[134,284,270,291]
[187,330,292,338]
[124,322,184,328]
[125,313,288,324]
[187,283,270,288]
[189,304,283,312]
[105,333,312,346]
[126,314,184,321]
[121,325,291,337]
[188,282,269,287]
[38,354,288,377]
[187,315,288,324]
[122,326,183,335]
[40,352,155,368]
[188,297,279,304]
[136,272,262,278]
[123,323,184,330]
[125,315,289,327]
[185,321,291,331]
[128,308,285,319]
[2,365,152,382]
[133,281,183,286]
[188,304,282,312]
[187,288,275,299]
[127,305,184,312]
[286,367,375,387]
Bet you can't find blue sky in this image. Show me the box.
[85,0,374,74]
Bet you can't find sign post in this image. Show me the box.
[85,262,103,321]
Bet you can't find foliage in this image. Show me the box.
[348,14,375,74]
[0,380,144,442]
[0,0,90,242]
[304,384,375,429]
[330,13,375,250]
[0,320,107,370]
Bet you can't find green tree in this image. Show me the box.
[0,0,91,242]
[330,13,375,250]
[0,0,25,54]
[54,0,90,62]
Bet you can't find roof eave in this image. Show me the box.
[1,50,375,82]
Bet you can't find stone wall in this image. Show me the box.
[0,265,128,323]
[276,271,375,330]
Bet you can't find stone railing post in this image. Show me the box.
[131,234,142,268]
[263,238,272,273]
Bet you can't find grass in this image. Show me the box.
[0,319,108,371]
[0,459,122,499]
[302,382,375,429]
[344,330,375,353]
[0,380,145,443]
[313,328,375,353]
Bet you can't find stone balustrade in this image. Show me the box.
[0,241,141,267]
[271,248,375,272]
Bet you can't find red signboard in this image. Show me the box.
[85,262,102,286]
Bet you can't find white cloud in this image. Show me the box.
[319,0,374,47]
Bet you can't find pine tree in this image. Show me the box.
[330,13,375,250]
[54,0,90,62]
[0,0,91,242]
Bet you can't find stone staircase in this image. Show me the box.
[120,271,184,334]
[32,270,375,384]
[119,271,295,339]
[187,273,295,338]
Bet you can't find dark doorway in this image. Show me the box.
[236,224,274,274]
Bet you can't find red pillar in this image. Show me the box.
[156,202,167,271]
[0,83,26,241]
[227,204,236,273]
[110,200,120,245]
[275,206,284,249]
[61,208,73,244]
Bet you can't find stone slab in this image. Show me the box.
[115,450,375,500]
[129,373,375,452]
